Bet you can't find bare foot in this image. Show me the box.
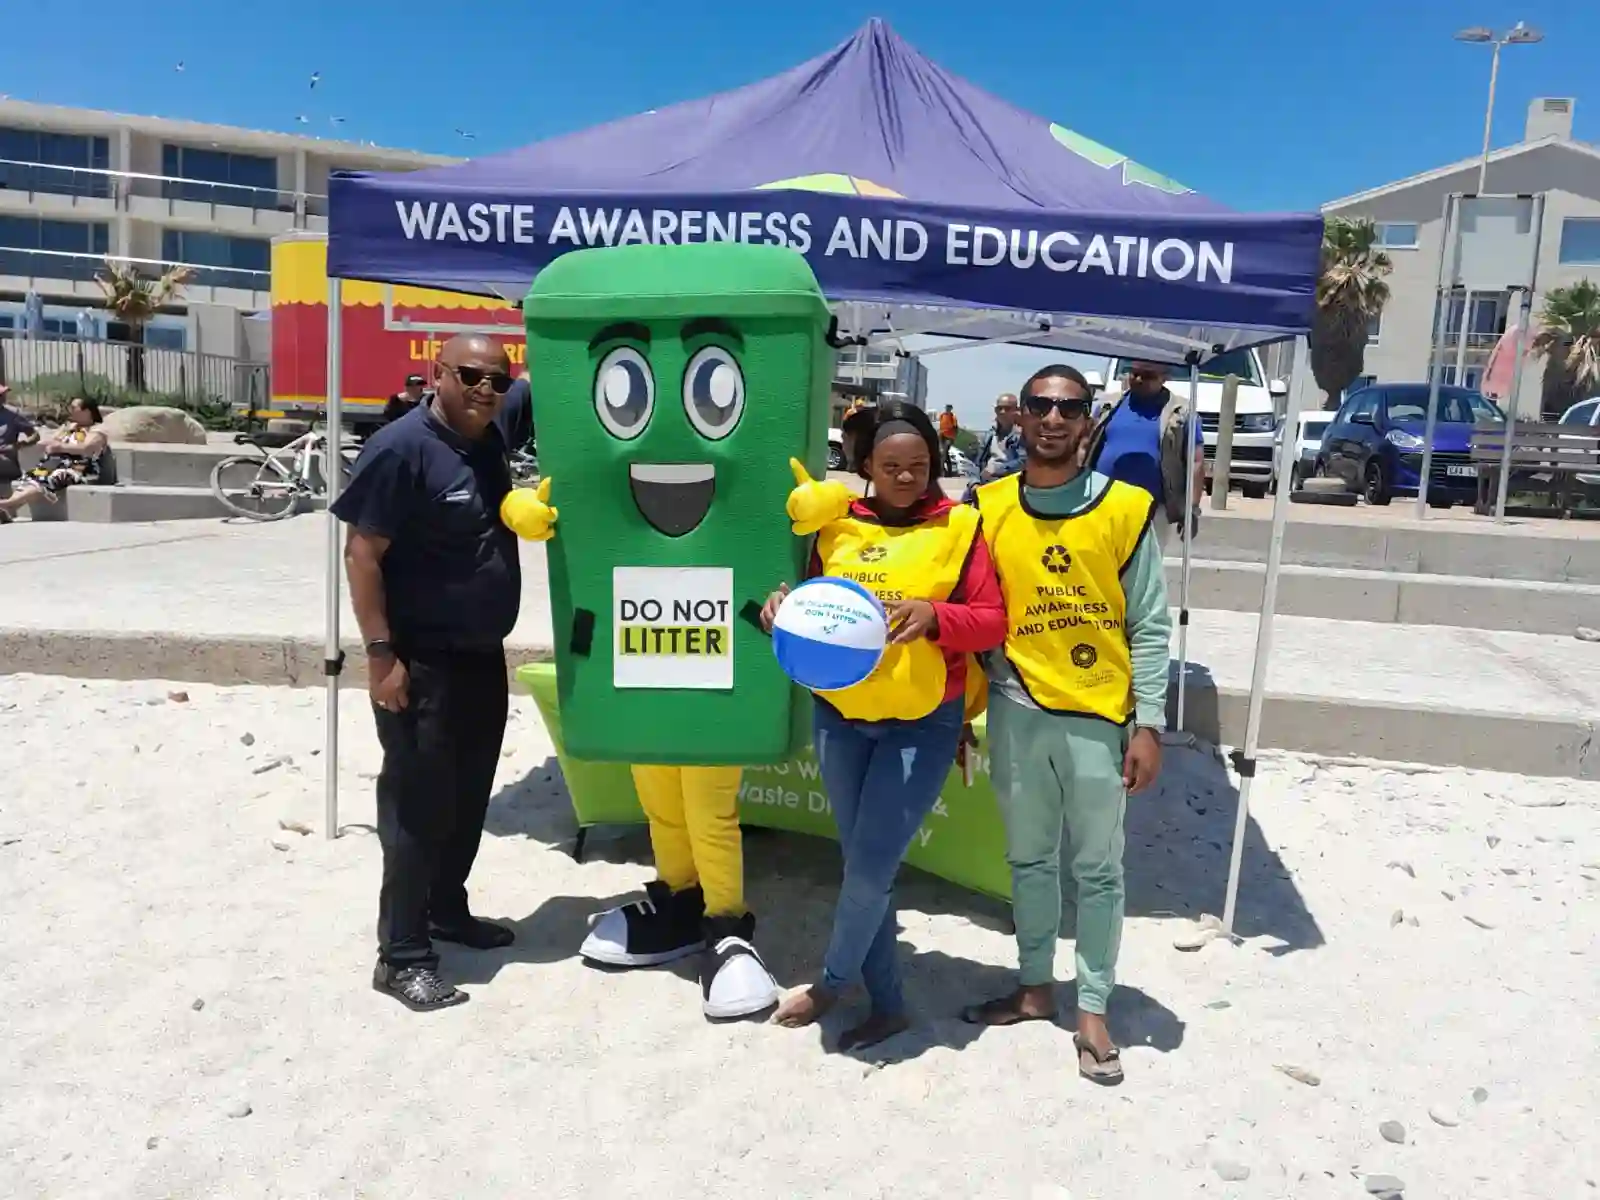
[771,983,837,1028]
[839,1011,910,1052]
[960,984,1057,1026]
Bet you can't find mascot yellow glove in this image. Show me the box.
[785,457,852,536]
[500,476,558,542]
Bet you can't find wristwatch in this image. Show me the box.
[365,639,395,658]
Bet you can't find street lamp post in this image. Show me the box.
[1454,22,1544,194]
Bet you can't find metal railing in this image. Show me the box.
[0,330,267,411]
[0,156,330,216]
[0,247,269,293]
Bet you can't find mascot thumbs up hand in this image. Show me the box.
[501,477,559,542]
[785,457,852,536]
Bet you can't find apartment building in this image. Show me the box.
[0,99,457,359]
[832,340,928,417]
[1323,97,1600,417]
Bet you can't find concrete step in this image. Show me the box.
[24,483,326,523]
[110,444,240,489]
[1166,557,1600,637]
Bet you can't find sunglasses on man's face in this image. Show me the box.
[1022,394,1091,419]
[444,363,515,394]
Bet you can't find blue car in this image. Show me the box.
[1316,383,1506,507]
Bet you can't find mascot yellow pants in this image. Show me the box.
[629,765,745,918]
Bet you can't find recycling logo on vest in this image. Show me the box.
[1041,545,1072,574]
[858,545,888,563]
[1070,643,1098,669]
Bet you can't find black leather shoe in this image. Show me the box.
[429,916,515,950]
[372,962,468,1012]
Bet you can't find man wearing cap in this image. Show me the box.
[383,374,430,427]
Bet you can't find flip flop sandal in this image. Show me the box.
[960,994,1058,1027]
[1074,1033,1124,1086]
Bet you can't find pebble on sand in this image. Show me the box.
[1390,909,1405,927]
[167,691,189,703]
[240,732,255,746]
[190,998,204,1012]
[1274,1063,1321,1087]
[1463,914,1495,930]
[1364,1174,1405,1196]
[1387,860,1416,878]
[1379,1120,1406,1144]
[1428,1104,1461,1127]
[225,1101,252,1119]
[1213,1159,1251,1182]
[1471,1087,1488,1104]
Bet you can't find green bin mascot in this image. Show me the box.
[503,241,836,1019]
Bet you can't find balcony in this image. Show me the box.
[0,157,327,234]
[0,247,269,308]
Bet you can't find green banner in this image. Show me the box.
[515,662,1012,899]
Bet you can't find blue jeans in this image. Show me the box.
[812,696,964,1016]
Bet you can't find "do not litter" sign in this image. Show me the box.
[612,566,734,690]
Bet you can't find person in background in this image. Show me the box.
[1082,361,1203,551]
[762,400,1006,1051]
[0,398,106,522]
[974,392,1024,485]
[937,404,960,477]
[382,374,429,426]
[0,384,40,522]
[962,364,1171,1087]
[334,335,531,1012]
[501,373,533,450]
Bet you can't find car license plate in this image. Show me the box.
[1446,464,1477,478]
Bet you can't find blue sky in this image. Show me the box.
[5,0,1595,422]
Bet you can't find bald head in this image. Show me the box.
[994,391,1020,431]
[439,334,510,371]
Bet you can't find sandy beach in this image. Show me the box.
[1,673,1596,1200]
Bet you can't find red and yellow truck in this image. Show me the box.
[268,231,525,434]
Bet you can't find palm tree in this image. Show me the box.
[1310,217,1392,409]
[1530,280,1600,417]
[93,259,193,392]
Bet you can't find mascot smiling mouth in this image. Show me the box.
[629,463,716,537]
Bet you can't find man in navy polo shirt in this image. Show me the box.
[335,334,531,1012]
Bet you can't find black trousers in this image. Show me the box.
[372,646,509,969]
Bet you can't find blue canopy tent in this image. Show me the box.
[319,19,1323,939]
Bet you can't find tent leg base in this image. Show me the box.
[571,826,589,863]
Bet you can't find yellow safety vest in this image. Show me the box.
[975,474,1155,724]
[814,504,984,723]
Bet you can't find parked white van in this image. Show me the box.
[1102,350,1287,498]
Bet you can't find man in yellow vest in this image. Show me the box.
[962,363,1171,1087]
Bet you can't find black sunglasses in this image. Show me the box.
[443,363,515,394]
[1022,394,1092,418]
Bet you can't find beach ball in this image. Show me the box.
[771,577,888,692]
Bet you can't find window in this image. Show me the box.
[1375,223,1419,249]
[1112,351,1262,386]
[1384,386,1503,424]
[161,229,270,288]
[0,126,110,198]
[1558,218,1600,266]
[144,325,187,351]
[161,144,278,207]
[1560,400,1599,427]
[1367,313,1382,344]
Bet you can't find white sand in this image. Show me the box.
[1,674,1595,1200]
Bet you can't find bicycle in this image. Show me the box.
[209,427,362,522]
[509,443,539,486]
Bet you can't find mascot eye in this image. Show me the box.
[682,346,745,441]
[594,347,654,440]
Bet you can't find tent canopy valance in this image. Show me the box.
[327,19,1321,361]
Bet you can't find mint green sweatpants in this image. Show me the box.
[988,692,1127,1014]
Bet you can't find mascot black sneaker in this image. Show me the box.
[700,912,779,1019]
[580,880,706,967]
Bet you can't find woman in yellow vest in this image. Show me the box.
[959,364,1171,1087]
[759,401,1006,1051]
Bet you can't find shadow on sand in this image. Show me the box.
[476,723,1323,1060]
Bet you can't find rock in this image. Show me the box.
[1204,999,1232,1010]
[1405,915,1420,927]
[190,998,204,1011]
[1379,1120,1406,1144]
[101,406,207,445]
[277,819,312,836]
[1471,1087,1488,1104]
[1575,625,1600,642]
[1213,1159,1251,1183]
[1463,913,1495,930]
[1390,909,1405,927]
[1274,1063,1321,1087]
[1364,1174,1405,1196]
[252,756,290,776]
[1428,1103,1461,1126]
[167,690,189,703]
[1500,867,1520,876]
[1486,835,1500,848]
[1386,860,1415,878]
[270,837,293,852]
[1512,793,1566,808]
[145,1136,158,1149]
[240,732,255,747]
[224,1100,252,1119]
[1441,889,1456,901]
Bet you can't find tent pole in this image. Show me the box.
[1220,335,1309,935]
[1175,359,1200,732]
[323,277,345,840]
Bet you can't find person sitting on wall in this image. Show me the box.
[382,374,430,426]
[0,398,108,521]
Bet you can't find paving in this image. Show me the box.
[2,515,1595,779]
